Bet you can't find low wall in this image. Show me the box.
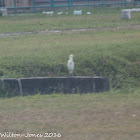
[0,77,109,97]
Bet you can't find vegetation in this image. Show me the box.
[0,8,140,33]
[0,8,139,89]
[0,8,139,140]
[0,28,140,89]
[0,90,140,140]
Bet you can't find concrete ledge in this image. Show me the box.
[121,8,140,19]
[0,8,8,16]
[0,77,109,97]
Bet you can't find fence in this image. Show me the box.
[0,0,140,13]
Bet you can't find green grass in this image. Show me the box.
[0,8,140,33]
[0,8,140,140]
[0,89,140,140]
[0,28,140,88]
[0,7,140,89]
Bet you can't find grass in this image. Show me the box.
[0,8,140,89]
[0,89,140,140]
[0,7,140,140]
[0,8,140,33]
[0,28,140,88]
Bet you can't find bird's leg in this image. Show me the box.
[68,73,73,77]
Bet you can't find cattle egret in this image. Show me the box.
[67,54,74,74]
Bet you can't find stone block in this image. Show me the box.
[121,9,131,19]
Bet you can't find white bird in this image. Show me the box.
[67,54,74,74]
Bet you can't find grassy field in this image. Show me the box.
[0,8,140,33]
[0,28,140,88]
[0,7,140,140]
[0,8,140,89]
[0,89,140,140]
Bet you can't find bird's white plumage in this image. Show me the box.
[67,54,74,74]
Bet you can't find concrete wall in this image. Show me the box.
[0,77,109,97]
